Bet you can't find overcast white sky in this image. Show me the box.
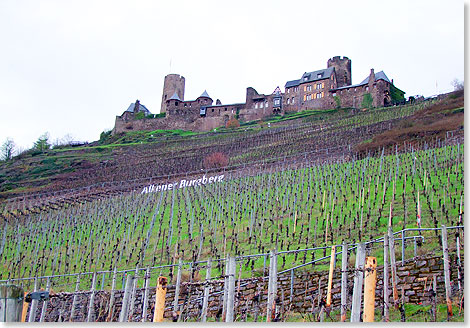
[0,0,465,150]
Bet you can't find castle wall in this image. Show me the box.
[205,104,242,119]
[332,79,390,109]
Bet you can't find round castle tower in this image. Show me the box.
[327,56,352,88]
[160,74,185,113]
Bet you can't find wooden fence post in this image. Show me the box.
[432,275,437,322]
[388,228,399,309]
[69,274,81,322]
[222,258,229,321]
[350,243,366,322]
[363,257,377,322]
[128,267,139,321]
[266,249,278,322]
[201,259,212,322]
[456,235,462,295]
[28,278,38,322]
[0,284,24,322]
[290,269,294,305]
[326,246,336,309]
[153,276,168,322]
[173,259,182,320]
[119,274,134,322]
[21,291,29,322]
[141,267,150,322]
[225,256,236,322]
[383,234,390,321]
[106,268,117,322]
[39,277,51,322]
[441,225,453,320]
[86,272,97,322]
[401,230,406,265]
[340,242,348,322]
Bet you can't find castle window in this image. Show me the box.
[260,102,264,108]
[366,86,369,91]
[255,103,258,109]
[265,101,268,107]
[304,76,308,81]
[292,97,294,104]
[287,98,290,104]
[175,101,179,106]
[225,107,227,111]
[212,108,214,112]
[332,92,336,97]
[317,73,322,78]
[287,88,290,93]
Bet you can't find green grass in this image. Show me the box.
[0,144,463,286]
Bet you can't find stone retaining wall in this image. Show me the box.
[29,253,463,322]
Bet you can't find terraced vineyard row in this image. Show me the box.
[0,140,463,283]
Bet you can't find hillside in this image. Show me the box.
[0,91,463,209]
[0,91,464,322]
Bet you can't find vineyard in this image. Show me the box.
[0,90,464,322]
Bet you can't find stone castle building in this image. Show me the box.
[113,56,404,134]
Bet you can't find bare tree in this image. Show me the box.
[1,138,15,161]
[451,78,464,91]
[52,133,75,148]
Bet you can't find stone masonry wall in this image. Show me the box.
[30,253,463,322]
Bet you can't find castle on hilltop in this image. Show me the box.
[113,56,405,134]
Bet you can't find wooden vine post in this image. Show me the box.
[106,268,117,322]
[201,259,212,322]
[173,259,183,319]
[28,278,38,323]
[441,225,453,320]
[326,245,336,309]
[153,276,168,322]
[266,249,278,322]
[21,291,29,322]
[69,274,81,322]
[363,257,377,322]
[350,243,366,322]
[39,277,51,322]
[86,272,97,322]
[141,267,151,322]
[388,227,399,309]
[383,234,390,321]
[225,256,236,322]
[119,274,134,322]
[340,242,348,322]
